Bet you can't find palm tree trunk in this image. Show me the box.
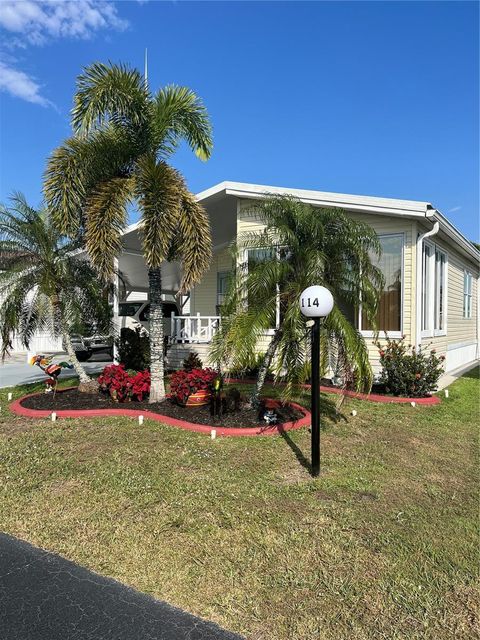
[51,296,93,386]
[250,328,283,409]
[62,331,93,385]
[148,267,166,403]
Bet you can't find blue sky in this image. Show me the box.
[0,1,478,241]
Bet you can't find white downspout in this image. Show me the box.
[415,219,440,349]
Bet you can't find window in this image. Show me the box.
[217,271,230,314]
[434,248,447,331]
[421,243,433,332]
[464,271,473,319]
[421,242,447,336]
[245,248,280,330]
[361,234,403,334]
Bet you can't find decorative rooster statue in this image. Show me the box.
[29,355,73,394]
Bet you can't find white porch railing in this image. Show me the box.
[170,313,220,344]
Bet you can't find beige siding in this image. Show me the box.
[190,197,479,375]
[239,199,416,372]
[190,248,232,316]
[416,226,479,367]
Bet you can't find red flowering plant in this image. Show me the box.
[374,337,445,397]
[170,367,217,405]
[98,364,151,402]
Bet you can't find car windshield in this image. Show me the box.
[118,302,144,317]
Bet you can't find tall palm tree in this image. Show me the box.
[44,62,213,402]
[0,195,111,389]
[211,196,384,407]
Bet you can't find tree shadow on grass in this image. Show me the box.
[278,394,346,474]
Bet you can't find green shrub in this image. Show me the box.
[116,327,150,371]
[375,337,445,397]
[183,351,203,371]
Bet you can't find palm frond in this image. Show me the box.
[72,62,149,135]
[136,156,182,268]
[84,176,133,279]
[152,85,213,160]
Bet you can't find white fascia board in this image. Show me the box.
[219,181,432,218]
[430,210,480,264]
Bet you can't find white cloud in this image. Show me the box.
[0,1,129,108]
[0,60,52,107]
[448,206,462,213]
[0,1,128,46]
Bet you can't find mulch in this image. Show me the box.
[20,388,304,429]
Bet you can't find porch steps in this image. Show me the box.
[166,343,214,370]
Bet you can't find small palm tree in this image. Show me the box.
[44,62,213,402]
[211,196,384,406]
[0,195,110,389]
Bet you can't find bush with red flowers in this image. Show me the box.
[374,337,445,397]
[170,367,217,405]
[98,364,151,402]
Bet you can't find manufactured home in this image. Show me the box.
[4,182,479,376]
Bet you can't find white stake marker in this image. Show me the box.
[444,389,449,398]
[410,401,416,407]
[138,415,144,425]
[51,412,57,422]
[7,392,12,401]
[211,429,217,440]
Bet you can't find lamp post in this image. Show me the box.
[299,285,334,477]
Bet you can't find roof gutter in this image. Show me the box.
[415,210,440,349]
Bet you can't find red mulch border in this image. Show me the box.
[224,379,441,405]
[9,387,311,437]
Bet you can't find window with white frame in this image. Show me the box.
[360,234,403,335]
[216,271,231,314]
[245,247,281,329]
[463,271,473,319]
[434,248,447,332]
[421,241,447,336]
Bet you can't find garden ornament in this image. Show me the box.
[263,409,278,425]
[29,355,73,394]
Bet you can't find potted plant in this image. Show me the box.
[170,368,217,407]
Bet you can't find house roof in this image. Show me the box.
[196,181,480,263]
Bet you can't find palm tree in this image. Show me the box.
[0,195,111,390]
[211,196,384,407]
[44,62,213,402]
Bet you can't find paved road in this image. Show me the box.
[0,533,244,640]
[0,353,112,389]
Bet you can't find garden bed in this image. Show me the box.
[225,378,441,405]
[12,388,310,437]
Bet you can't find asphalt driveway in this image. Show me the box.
[0,533,244,640]
[0,353,112,389]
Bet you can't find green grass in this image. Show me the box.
[0,369,478,639]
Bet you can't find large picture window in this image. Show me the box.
[361,234,403,334]
[421,241,447,336]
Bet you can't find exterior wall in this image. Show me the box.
[180,196,480,377]
[237,198,416,374]
[416,226,479,372]
[166,343,214,370]
[190,248,232,316]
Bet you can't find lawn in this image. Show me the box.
[0,370,478,640]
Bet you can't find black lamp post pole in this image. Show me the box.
[311,317,321,477]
